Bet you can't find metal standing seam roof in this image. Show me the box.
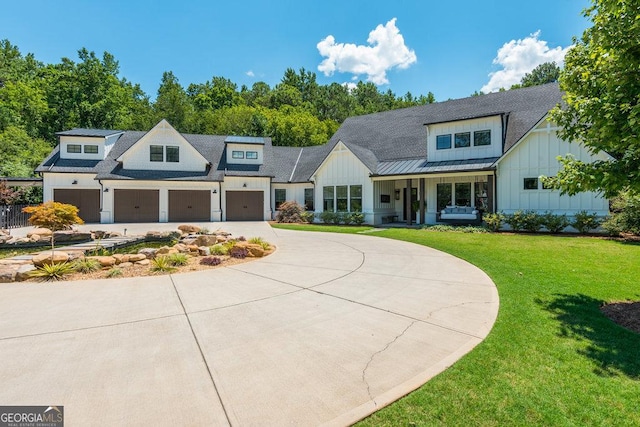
[224,136,266,145]
[374,157,500,176]
[56,128,124,137]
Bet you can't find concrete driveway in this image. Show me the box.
[0,222,498,426]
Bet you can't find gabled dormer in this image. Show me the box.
[425,114,505,162]
[57,128,124,161]
[116,119,208,172]
[224,136,265,165]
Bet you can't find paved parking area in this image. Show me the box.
[0,222,498,426]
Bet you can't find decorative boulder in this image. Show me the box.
[128,254,147,262]
[216,235,227,243]
[90,256,117,267]
[194,235,218,247]
[178,224,201,234]
[66,251,85,261]
[138,248,157,259]
[136,259,150,266]
[52,231,92,243]
[118,262,133,269]
[156,246,179,255]
[0,266,18,283]
[27,228,53,239]
[236,243,266,257]
[198,246,211,256]
[15,264,38,282]
[173,243,189,253]
[93,230,122,239]
[32,251,70,266]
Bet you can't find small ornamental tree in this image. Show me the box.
[22,201,84,252]
[0,180,22,205]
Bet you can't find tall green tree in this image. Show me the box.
[512,62,561,89]
[548,0,640,197]
[153,71,192,131]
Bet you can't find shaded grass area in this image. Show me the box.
[272,224,640,426]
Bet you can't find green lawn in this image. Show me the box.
[272,224,640,426]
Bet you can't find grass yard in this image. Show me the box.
[272,224,640,426]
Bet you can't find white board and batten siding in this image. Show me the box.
[427,115,503,162]
[312,142,374,222]
[59,135,106,161]
[117,120,208,172]
[497,121,609,216]
[42,173,100,202]
[99,180,221,223]
[271,183,313,213]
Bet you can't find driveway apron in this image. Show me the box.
[0,223,498,426]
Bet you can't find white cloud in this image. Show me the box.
[246,70,255,77]
[481,31,570,93]
[317,18,417,85]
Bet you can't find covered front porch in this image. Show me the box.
[370,172,496,226]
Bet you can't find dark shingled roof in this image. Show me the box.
[326,83,562,163]
[37,84,562,181]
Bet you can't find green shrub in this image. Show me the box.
[505,210,543,232]
[150,256,177,273]
[319,211,337,224]
[541,212,570,233]
[423,225,488,233]
[29,261,76,281]
[572,211,601,234]
[333,212,345,225]
[72,257,101,273]
[348,212,365,225]
[483,212,505,232]
[275,200,308,223]
[210,244,228,256]
[105,267,122,278]
[601,191,640,236]
[301,211,315,223]
[167,253,189,266]
[249,237,271,250]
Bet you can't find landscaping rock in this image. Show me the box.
[90,256,117,267]
[15,264,37,281]
[128,254,146,262]
[216,235,228,243]
[138,248,157,259]
[118,262,133,269]
[0,266,17,283]
[66,251,85,261]
[194,235,218,246]
[198,246,211,256]
[32,251,70,266]
[0,235,10,244]
[27,228,53,239]
[146,230,181,240]
[135,259,150,266]
[180,237,197,246]
[156,246,179,255]
[173,243,189,253]
[52,231,92,243]
[112,254,125,264]
[178,224,201,234]
[235,242,267,257]
[93,230,122,239]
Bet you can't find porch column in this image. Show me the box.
[405,179,412,226]
[419,178,425,224]
[488,174,495,213]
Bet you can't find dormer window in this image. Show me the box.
[150,145,180,162]
[455,132,471,148]
[67,144,81,153]
[246,151,258,160]
[474,130,491,146]
[166,146,179,162]
[232,151,244,159]
[150,145,163,162]
[84,145,98,154]
[436,135,452,150]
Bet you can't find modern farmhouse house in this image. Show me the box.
[36,83,609,225]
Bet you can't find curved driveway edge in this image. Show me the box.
[0,223,498,426]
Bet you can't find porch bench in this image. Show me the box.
[438,206,481,223]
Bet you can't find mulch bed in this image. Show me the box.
[601,301,640,334]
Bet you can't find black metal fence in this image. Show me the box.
[0,204,33,229]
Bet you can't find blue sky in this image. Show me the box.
[1,0,591,101]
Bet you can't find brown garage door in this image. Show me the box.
[114,189,159,223]
[226,191,264,221]
[169,190,211,222]
[54,189,100,223]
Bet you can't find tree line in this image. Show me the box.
[0,39,436,177]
